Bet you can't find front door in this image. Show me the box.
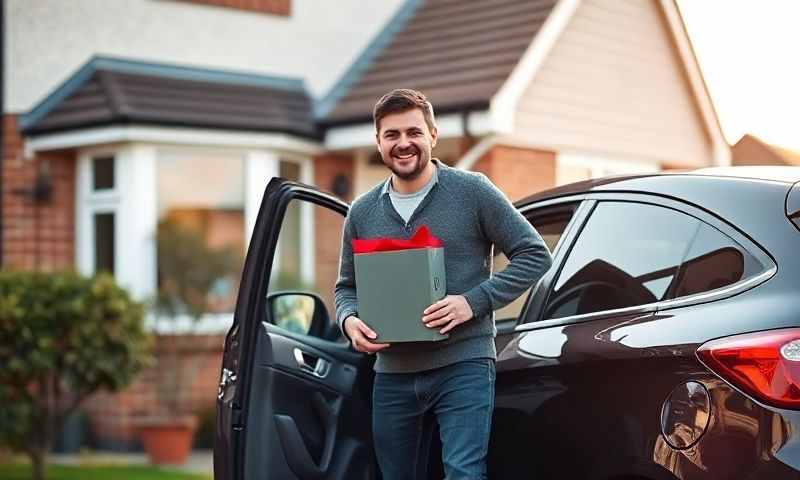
[214,178,377,480]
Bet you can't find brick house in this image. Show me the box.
[3,0,727,449]
[731,134,800,167]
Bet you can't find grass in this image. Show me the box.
[0,463,212,480]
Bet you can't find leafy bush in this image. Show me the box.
[0,271,151,480]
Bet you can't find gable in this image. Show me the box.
[511,0,713,167]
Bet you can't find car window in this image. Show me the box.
[493,204,577,321]
[669,223,761,299]
[543,201,700,319]
[542,201,767,320]
[267,195,344,339]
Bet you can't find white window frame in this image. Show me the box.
[76,146,121,277]
[76,142,315,334]
[76,144,159,303]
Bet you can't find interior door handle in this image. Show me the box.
[293,348,330,378]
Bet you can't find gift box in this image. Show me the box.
[353,226,448,343]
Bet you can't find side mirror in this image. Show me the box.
[267,291,329,337]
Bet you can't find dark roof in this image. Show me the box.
[319,0,558,126]
[20,57,319,139]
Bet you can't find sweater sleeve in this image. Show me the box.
[462,174,554,318]
[334,211,359,340]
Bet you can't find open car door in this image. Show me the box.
[214,178,377,480]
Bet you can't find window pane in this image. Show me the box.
[94,213,114,274]
[493,205,577,321]
[544,202,699,319]
[157,154,245,316]
[93,156,114,190]
[268,198,344,338]
[670,224,757,298]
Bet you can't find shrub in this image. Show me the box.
[0,271,151,480]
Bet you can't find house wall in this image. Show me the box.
[312,152,354,315]
[472,145,556,202]
[2,115,76,269]
[4,0,403,112]
[83,334,224,449]
[512,0,712,168]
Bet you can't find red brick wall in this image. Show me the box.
[180,0,290,16]
[2,115,76,270]
[472,145,556,202]
[84,334,224,448]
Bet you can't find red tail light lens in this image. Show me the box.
[696,329,800,410]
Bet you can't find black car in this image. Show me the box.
[215,167,800,480]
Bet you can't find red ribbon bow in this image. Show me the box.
[352,225,443,254]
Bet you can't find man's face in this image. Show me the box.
[376,108,438,181]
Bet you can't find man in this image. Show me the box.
[334,89,552,480]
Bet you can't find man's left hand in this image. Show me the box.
[422,295,474,335]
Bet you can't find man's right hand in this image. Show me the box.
[343,316,390,354]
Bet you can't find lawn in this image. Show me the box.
[0,463,212,480]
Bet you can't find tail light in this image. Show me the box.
[696,329,800,409]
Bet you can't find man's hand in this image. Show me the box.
[422,295,474,335]
[343,316,390,354]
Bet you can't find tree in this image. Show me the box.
[0,271,151,480]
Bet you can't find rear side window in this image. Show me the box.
[542,201,761,320]
[670,223,760,298]
[493,203,578,321]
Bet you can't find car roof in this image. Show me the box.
[515,166,800,206]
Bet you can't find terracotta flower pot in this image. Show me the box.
[136,415,198,465]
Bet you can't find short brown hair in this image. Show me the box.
[373,88,437,133]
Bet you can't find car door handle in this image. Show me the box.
[293,348,330,378]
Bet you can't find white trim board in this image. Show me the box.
[26,125,323,155]
[490,0,582,134]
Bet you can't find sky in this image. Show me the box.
[676,0,800,150]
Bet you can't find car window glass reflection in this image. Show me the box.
[671,223,756,298]
[545,202,699,319]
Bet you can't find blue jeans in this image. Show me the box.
[372,358,496,480]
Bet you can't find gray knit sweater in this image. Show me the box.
[334,160,553,373]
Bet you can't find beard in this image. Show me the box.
[383,145,430,181]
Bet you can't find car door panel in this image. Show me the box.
[248,327,373,480]
[491,312,685,480]
[216,179,377,480]
[260,323,361,397]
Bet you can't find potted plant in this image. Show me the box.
[136,219,242,465]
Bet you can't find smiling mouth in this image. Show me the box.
[392,150,419,161]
